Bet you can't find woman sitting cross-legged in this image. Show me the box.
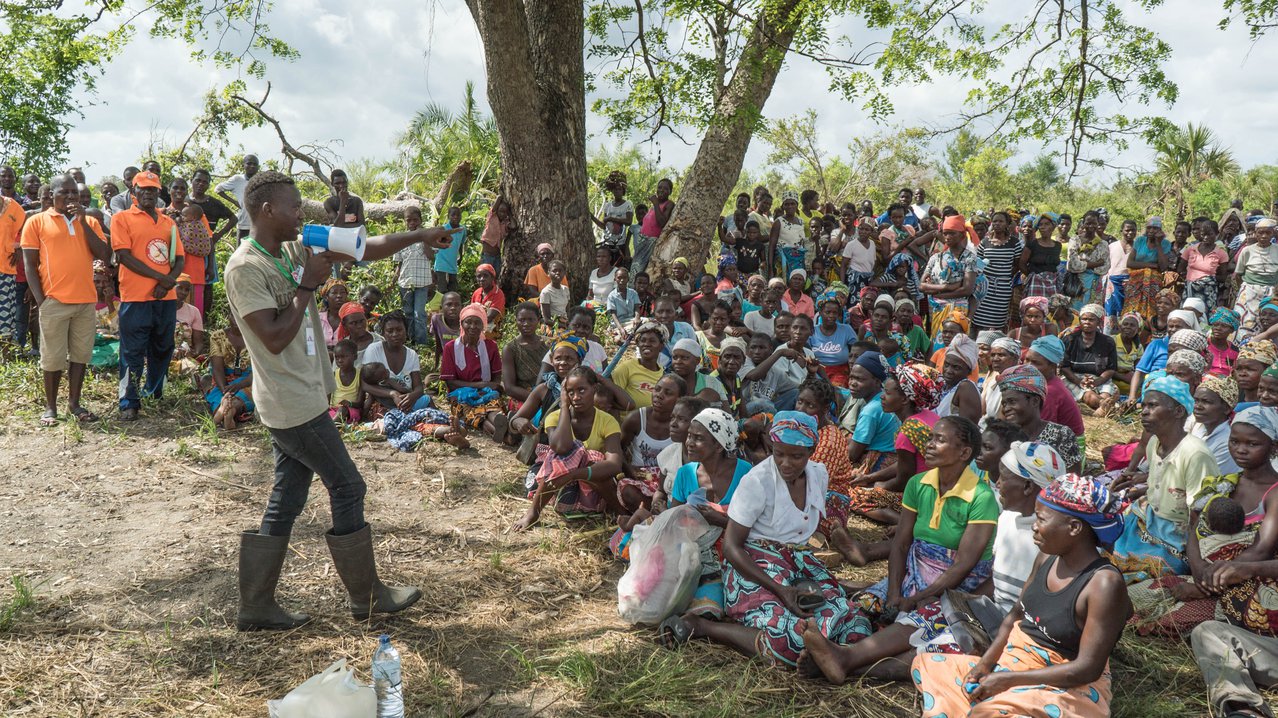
[897,474,1132,718]
[512,367,625,532]
[799,416,997,682]
[662,411,873,666]
[441,302,509,441]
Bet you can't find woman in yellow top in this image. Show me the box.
[513,366,624,532]
[611,321,667,410]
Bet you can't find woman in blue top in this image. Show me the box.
[808,298,857,387]
[847,351,903,478]
[670,407,753,618]
[1123,216,1171,320]
[432,205,467,292]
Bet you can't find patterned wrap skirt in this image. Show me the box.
[722,539,873,666]
[856,539,993,645]
[912,623,1113,718]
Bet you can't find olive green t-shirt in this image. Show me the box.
[225,238,334,429]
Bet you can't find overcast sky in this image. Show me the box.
[62,0,1276,187]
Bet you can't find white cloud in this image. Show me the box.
[60,0,1278,190]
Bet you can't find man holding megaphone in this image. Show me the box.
[224,169,456,631]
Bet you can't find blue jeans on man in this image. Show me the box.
[400,286,431,345]
[118,299,177,410]
[481,252,502,277]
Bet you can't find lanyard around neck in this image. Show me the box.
[248,238,298,288]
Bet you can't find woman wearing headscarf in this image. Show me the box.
[1010,295,1051,346]
[838,362,945,542]
[972,211,1024,332]
[807,416,997,682]
[1025,335,1085,437]
[1110,376,1221,579]
[664,407,755,618]
[936,333,982,424]
[982,337,1021,427]
[1124,216,1172,320]
[1233,218,1278,340]
[1064,211,1110,312]
[1207,307,1241,378]
[1020,212,1061,299]
[441,302,508,439]
[1190,376,1242,477]
[898,474,1131,717]
[661,411,873,664]
[1236,339,1278,410]
[335,301,381,364]
[1061,304,1119,412]
[920,214,982,336]
[768,190,807,279]
[1047,293,1079,336]
[997,364,1084,473]
[1127,405,1278,637]
[1126,310,1196,406]
[670,337,727,402]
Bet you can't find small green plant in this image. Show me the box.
[0,575,35,633]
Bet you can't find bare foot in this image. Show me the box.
[442,429,470,449]
[829,527,869,567]
[798,617,849,685]
[795,620,825,679]
[510,505,540,533]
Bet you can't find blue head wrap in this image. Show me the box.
[1142,375,1195,414]
[1029,335,1065,365]
[854,350,888,381]
[769,411,818,448]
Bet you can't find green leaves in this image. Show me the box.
[0,0,295,177]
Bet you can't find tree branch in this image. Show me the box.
[231,82,333,188]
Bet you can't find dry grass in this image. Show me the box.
[0,356,1257,717]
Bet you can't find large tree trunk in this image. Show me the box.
[651,1,804,280]
[467,0,591,299]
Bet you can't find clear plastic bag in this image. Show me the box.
[267,658,376,718]
[617,504,709,626]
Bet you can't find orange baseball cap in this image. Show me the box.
[132,171,162,189]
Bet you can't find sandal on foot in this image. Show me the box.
[39,410,58,426]
[70,406,98,423]
[658,615,692,648]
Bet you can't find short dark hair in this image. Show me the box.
[800,189,818,204]
[380,309,408,330]
[334,338,358,355]
[243,170,297,220]
[938,415,982,457]
[983,418,1028,447]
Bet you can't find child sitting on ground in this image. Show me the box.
[330,339,369,424]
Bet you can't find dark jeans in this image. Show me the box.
[118,300,177,410]
[260,412,367,537]
[14,281,31,349]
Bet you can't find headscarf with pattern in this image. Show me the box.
[1239,339,1278,366]
[998,363,1047,399]
[893,363,943,411]
[692,408,739,453]
[1038,474,1129,546]
[1210,307,1241,331]
[1167,348,1208,376]
[770,410,818,448]
[1200,375,1239,408]
[1143,375,1196,414]
[1235,406,1278,441]
[1000,441,1065,488]
[1170,328,1208,354]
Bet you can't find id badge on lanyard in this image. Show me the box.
[292,265,317,356]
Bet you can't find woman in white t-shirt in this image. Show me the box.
[587,245,618,304]
[359,310,431,414]
[658,411,873,664]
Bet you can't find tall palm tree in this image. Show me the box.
[1150,122,1239,220]
[392,81,501,214]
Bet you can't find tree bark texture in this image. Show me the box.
[466,0,592,299]
[651,0,804,280]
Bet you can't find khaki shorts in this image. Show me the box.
[39,298,95,372]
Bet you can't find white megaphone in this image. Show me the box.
[301,224,367,261]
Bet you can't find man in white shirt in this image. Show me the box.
[216,154,260,240]
[911,188,939,222]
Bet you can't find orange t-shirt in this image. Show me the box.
[111,206,184,302]
[19,209,103,304]
[0,196,25,275]
[523,263,569,294]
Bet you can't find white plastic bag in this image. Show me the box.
[617,504,709,626]
[267,658,376,718]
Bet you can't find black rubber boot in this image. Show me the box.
[325,523,422,620]
[237,530,311,631]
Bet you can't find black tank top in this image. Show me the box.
[1018,555,1114,659]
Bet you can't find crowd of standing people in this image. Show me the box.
[8,157,1278,716]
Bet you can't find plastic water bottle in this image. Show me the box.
[371,634,403,718]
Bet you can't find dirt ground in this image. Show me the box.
[0,368,1218,717]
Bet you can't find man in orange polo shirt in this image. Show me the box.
[111,170,185,421]
[0,169,26,342]
[19,175,113,425]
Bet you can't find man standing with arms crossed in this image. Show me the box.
[226,170,454,630]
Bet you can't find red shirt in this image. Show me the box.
[1042,375,1085,436]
